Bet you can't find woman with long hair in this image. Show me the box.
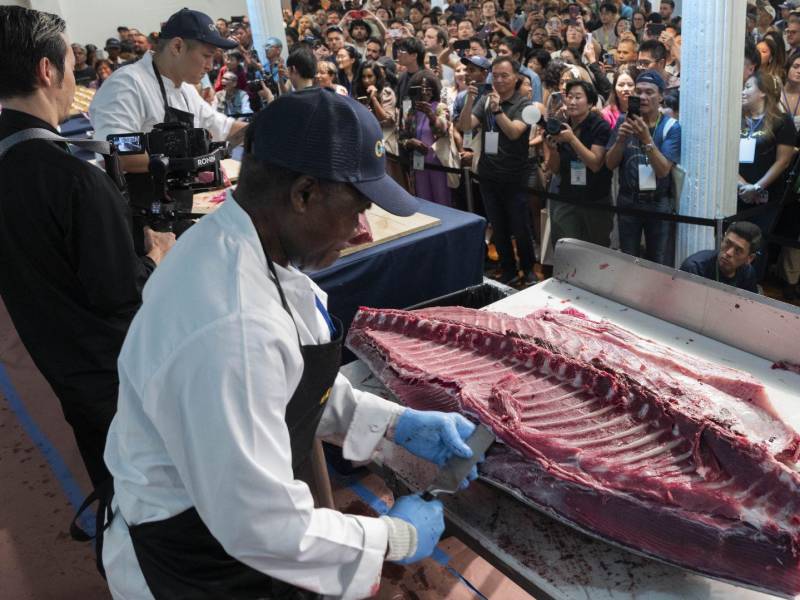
[631,10,647,41]
[757,35,785,93]
[781,52,800,136]
[738,71,795,279]
[601,65,639,130]
[399,69,453,206]
[335,46,361,96]
[777,52,800,299]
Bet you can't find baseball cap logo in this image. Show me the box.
[374,140,385,158]
[208,23,216,31]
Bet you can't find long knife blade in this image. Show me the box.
[421,423,495,500]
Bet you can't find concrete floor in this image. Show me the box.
[0,297,531,600]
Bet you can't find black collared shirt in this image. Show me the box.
[472,90,532,185]
[0,109,153,415]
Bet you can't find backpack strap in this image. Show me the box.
[0,128,111,161]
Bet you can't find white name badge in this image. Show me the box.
[739,137,756,164]
[402,99,412,116]
[570,160,587,186]
[638,163,657,191]
[463,131,473,149]
[485,131,500,155]
[413,151,425,170]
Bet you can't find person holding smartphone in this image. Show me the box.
[399,71,454,206]
[458,57,536,286]
[605,70,681,265]
[544,79,614,247]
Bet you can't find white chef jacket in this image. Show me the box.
[89,52,234,143]
[103,195,404,599]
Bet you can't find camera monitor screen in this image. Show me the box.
[107,133,146,155]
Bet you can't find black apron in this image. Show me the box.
[127,254,342,600]
[127,60,199,251]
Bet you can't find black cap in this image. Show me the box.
[250,88,419,217]
[105,37,121,49]
[160,8,238,49]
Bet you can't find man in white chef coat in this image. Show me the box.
[100,87,480,599]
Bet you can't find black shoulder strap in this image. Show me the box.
[0,128,111,160]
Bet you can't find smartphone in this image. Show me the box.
[568,4,580,17]
[603,53,615,66]
[647,23,666,36]
[389,28,402,39]
[627,95,641,118]
[230,15,244,24]
[429,54,438,68]
[482,82,494,95]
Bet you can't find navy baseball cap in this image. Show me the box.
[461,56,492,70]
[250,88,419,216]
[105,37,121,49]
[160,8,238,49]
[636,69,665,92]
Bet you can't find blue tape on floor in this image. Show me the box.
[339,469,488,599]
[0,363,91,525]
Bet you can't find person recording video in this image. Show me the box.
[90,7,249,179]
[0,6,175,487]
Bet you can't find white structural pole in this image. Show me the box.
[675,0,746,264]
[247,0,288,64]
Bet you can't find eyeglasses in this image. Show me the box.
[637,59,656,67]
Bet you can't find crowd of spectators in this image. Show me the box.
[66,0,800,296]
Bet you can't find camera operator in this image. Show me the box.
[90,8,248,179]
[0,6,175,487]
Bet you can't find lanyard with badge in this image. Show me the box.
[485,96,500,155]
[637,115,660,191]
[152,60,195,127]
[569,119,587,186]
[739,115,764,165]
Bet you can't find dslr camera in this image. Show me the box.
[107,122,229,250]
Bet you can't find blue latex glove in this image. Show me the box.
[387,494,445,564]
[394,408,476,467]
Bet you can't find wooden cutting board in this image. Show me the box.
[191,189,441,255]
[340,204,440,257]
[221,158,240,182]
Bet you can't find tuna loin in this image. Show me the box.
[412,305,800,462]
[347,306,800,597]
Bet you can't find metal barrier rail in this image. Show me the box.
[387,151,800,251]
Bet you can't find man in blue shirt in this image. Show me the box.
[680,222,761,294]
[606,70,681,265]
